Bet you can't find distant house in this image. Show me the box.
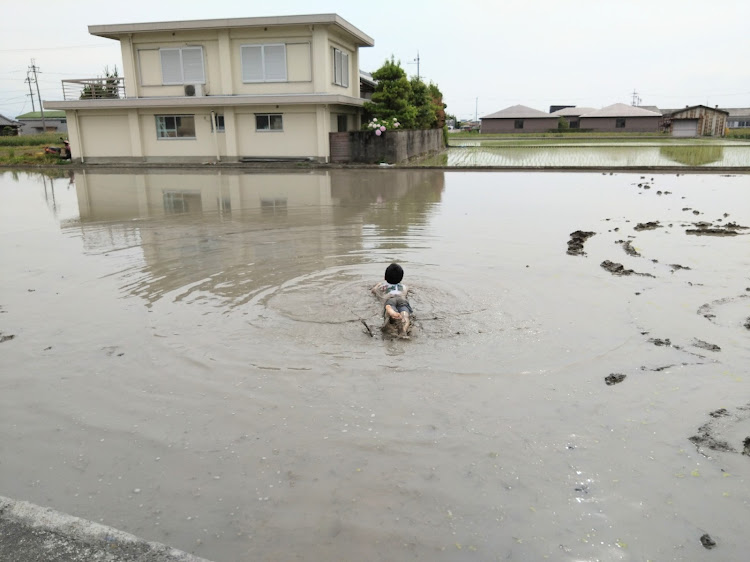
[662,105,728,137]
[44,14,374,163]
[0,114,22,135]
[549,106,596,129]
[480,105,557,133]
[359,70,376,100]
[16,111,68,135]
[579,103,661,133]
[725,108,750,129]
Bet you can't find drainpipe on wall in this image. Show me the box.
[73,110,84,163]
[211,111,221,162]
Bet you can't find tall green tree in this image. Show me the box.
[409,78,436,129]
[363,57,416,128]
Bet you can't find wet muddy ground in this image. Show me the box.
[1,168,749,561]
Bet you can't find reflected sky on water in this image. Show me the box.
[419,144,750,167]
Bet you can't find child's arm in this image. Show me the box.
[370,281,382,295]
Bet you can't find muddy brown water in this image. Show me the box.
[1,168,749,561]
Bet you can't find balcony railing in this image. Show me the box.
[62,77,126,101]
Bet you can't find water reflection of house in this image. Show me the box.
[45,14,373,163]
[67,170,444,304]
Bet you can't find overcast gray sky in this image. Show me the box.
[1,0,748,121]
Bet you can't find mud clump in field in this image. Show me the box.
[689,422,734,453]
[744,317,750,330]
[617,240,640,256]
[700,534,717,550]
[567,230,596,256]
[605,373,626,386]
[686,220,749,237]
[693,339,721,352]
[600,260,655,278]
[634,221,661,231]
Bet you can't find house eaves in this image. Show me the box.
[43,93,367,111]
[88,13,374,47]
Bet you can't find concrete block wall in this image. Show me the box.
[330,129,444,164]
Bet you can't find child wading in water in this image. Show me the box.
[371,263,413,338]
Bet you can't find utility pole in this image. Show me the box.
[631,89,641,106]
[24,72,36,113]
[29,59,46,131]
[475,98,478,122]
[409,51,420,81]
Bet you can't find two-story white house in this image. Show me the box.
[45,14,373,163]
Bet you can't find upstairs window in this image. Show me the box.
[616,118,626,128]
[241,44,287,82]
[160,47,205,85]
[333,48,349,87]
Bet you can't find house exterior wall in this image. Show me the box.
[46,16,370,163]
[670,107,726,136]
[579,116,660,132]
[480,118,557,133]
[121,26,358,99]
[19,118,68,135]
[66,103,348,163]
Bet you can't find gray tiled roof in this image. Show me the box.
[580,103,661,118]
[725,108,750,117]
[0,114,21,127]
[481,105,553,119]
[550,107,596,117]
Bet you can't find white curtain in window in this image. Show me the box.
[160,49,182,84]
[242,46,263,82]
[182,47,205,83]
[342,52,349,87]
[264,45,287,81]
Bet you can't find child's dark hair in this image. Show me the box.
[385,263,404,284]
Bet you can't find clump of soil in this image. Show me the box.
[689,422,734,452]
[600,260,655,278]
[686,228,740,237]
[616,240,640,256]
[743,437,750,456]
[0,333,15,343]
[669,264,691,272]
[605,373,626,386]
[648,338,671,346]
[567,230,596,256]
[744,317,750,330]
[693,339,721,352]
[686,220,748,237]
[634,221,661,231]
[709,409,729,418]
[700,534,717,549]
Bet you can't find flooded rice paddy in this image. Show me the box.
[421,143,750,168]
[1,168,750,561]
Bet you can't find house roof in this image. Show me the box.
[550,107,596,117]
[639,105,662,115]
[0,114,21,127]
[671,105,729,116]
[725,108,750,117]
[89,13,374,47]
[580,103,661,118]
[481,105,553,119]
[359,70,377,88]
[16,111,67,119]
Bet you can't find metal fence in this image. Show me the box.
[62,78,126,101]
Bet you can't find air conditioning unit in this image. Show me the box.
[184,83,205,97]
